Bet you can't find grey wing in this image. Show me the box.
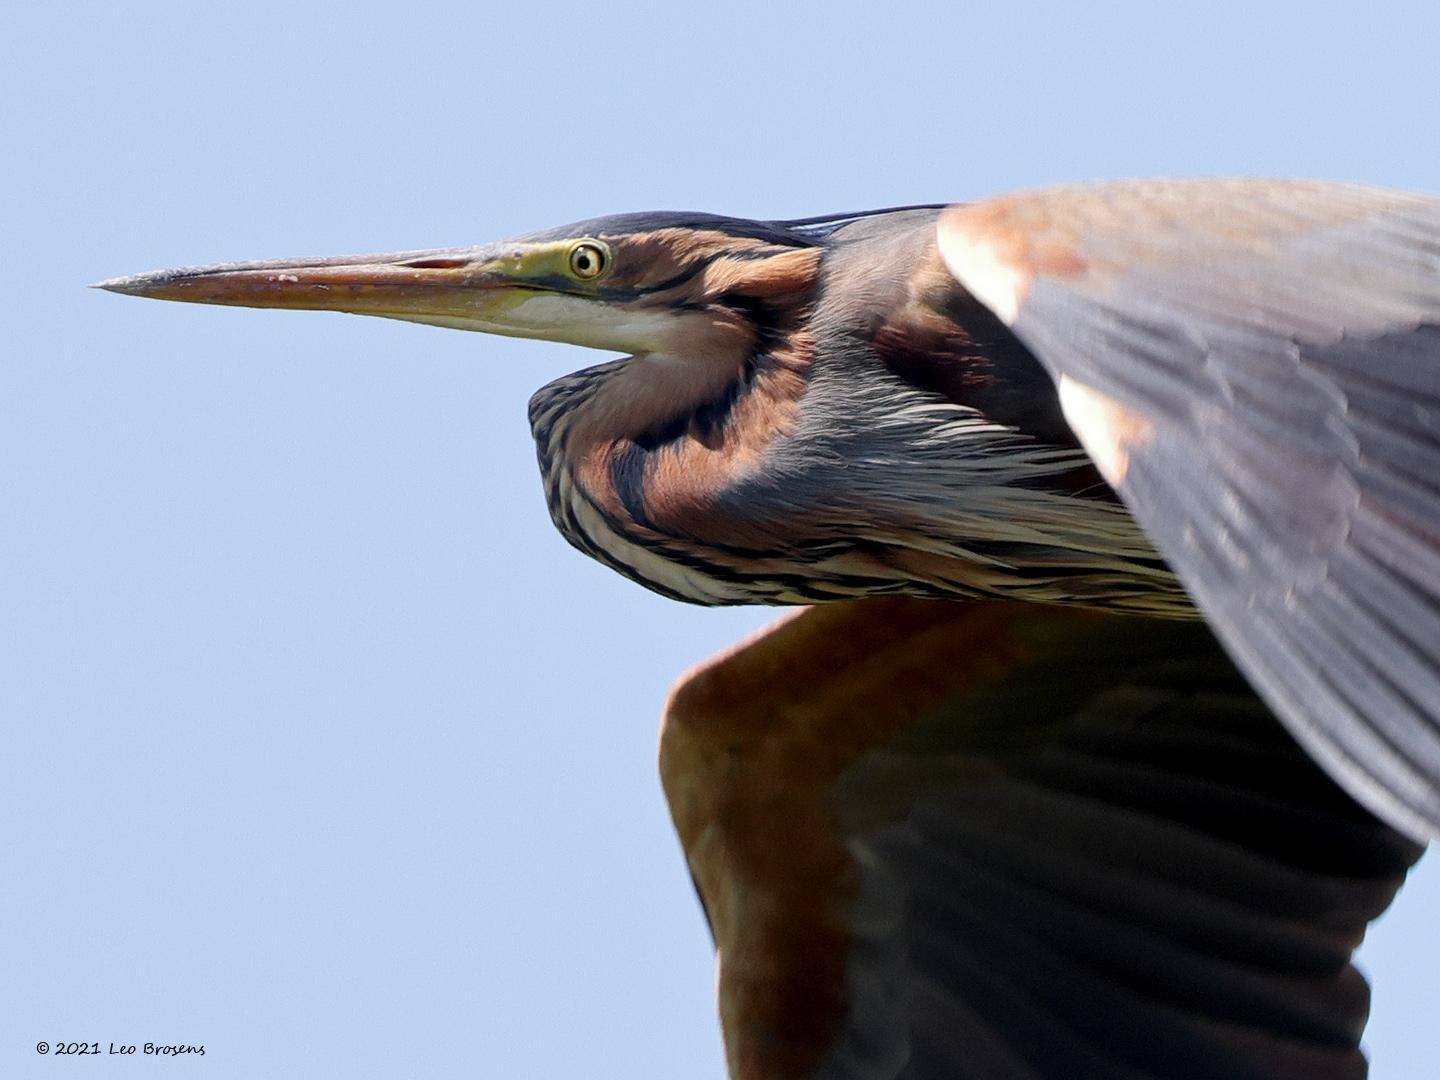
[937,178,1440,841]
[661,599,1421,1080]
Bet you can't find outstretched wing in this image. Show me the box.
[661,598,1420,1080]
[936,179,1440,840]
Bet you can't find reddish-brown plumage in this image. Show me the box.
[573,245,822,550]
[660,598,1072,1078]
[640,339,812,546]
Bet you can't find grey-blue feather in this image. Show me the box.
[939,179,1440,840]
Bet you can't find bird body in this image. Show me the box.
[100,177,1440,1079]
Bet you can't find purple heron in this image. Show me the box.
[100,179,1439,1079]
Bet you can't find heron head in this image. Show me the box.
[95,212,823,357]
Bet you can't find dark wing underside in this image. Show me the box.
[937,179,1440,840]
[661,599,1421,1080]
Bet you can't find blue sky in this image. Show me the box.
[4,2,1437,1076]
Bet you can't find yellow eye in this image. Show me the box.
[568,242,608,280]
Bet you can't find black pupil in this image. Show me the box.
[576,250,593,271]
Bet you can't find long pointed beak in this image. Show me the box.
[96,240,666,352]
[93,246,526,327]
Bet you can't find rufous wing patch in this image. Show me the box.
[659,598,1054,1079]
[1058,374,1154,487]
[937,201,1088,325]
